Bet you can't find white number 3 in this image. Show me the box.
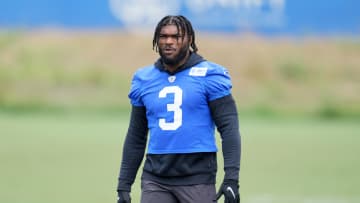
[158,86,183,130]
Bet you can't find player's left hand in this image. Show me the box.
[216,179,240,203]
[117,191,131,203]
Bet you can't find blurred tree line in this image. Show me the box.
[0,31,359,119]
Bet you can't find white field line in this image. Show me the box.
[246,195,360,203]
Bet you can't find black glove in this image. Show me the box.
[117,191,131,203]
[216,180,240,203]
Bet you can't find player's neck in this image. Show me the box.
[163,51,190,73]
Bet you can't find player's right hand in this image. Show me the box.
[117,191,131,203]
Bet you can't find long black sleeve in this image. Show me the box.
[117,106,148,192]
[209,94,241,181]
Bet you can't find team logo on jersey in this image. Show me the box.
[189,67,208,76]
[168,75,176,83]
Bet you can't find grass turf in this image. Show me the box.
[1,113,359,203]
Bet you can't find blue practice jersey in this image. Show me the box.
[129,61,232,154]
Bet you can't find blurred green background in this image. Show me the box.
[1,31,360,203]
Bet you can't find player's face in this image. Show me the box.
[158,25,190,66]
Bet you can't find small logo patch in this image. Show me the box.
[189,67,208,76]
[168,75,176,83]
[226,186,236,199]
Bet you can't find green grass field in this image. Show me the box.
[1,113,359,203]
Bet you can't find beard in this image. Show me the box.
[159,44,189,66]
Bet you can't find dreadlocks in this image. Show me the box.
[152,15,198,53]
